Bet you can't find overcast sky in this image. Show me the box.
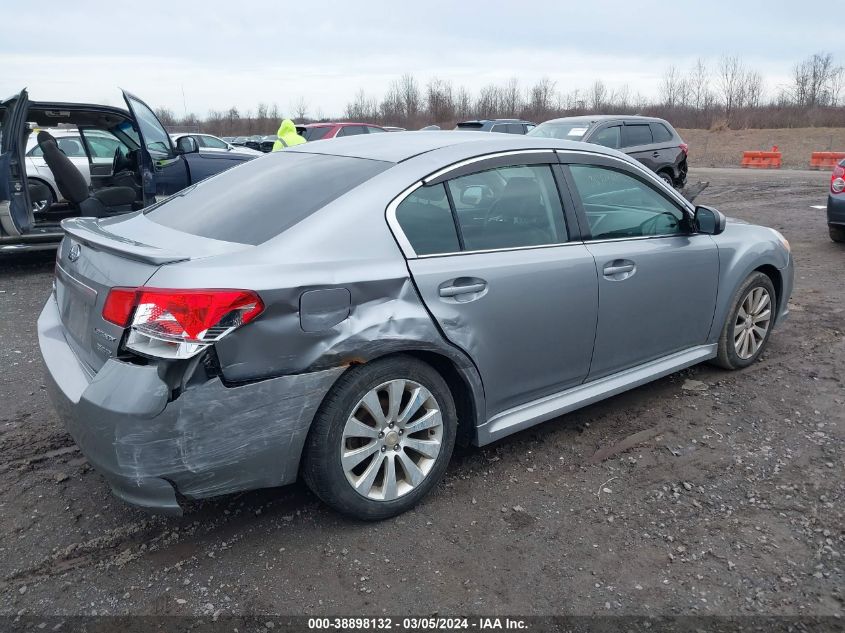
[2,1,838,119]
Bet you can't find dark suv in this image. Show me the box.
[528,115,688,188]
[455,119,536,134]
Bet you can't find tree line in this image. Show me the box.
[156,52,845,136]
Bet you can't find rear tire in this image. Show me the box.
[830,225,845,243]
[713,272,776,370]
[303,355,457,520]
[658,170,675,188]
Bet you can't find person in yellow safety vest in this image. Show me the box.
[272,119,306,151]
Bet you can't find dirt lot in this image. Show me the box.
[0,168,842,622]
[679,127,845,169]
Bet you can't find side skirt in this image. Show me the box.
[476,344,717,446]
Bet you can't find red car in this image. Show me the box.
[296,122,386,141]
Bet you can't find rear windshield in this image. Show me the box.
[456,122,484,130]
[144,151,392,245]
[301,126,333,141]
[527,122,591,140]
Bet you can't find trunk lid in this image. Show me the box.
[55,215,247,373]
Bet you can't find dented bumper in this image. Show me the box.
[38,295,342,515]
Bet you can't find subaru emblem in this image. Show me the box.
[68,243,81,262]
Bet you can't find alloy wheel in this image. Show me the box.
[733,287,772,359]
[340,379,443,501]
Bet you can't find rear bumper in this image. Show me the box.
[38,294,342,515]
[827,194,845,226]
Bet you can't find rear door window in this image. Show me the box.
[145,152,391,245]
[490,124,509,133]
[621,124,653,148]
[447,164,568,251]
[506,124,525,134]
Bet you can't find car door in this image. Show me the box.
[391,152,599,417]
[621,123,657,170]
[0,89,32,236]
[562,155,719,379]
[122,90,189,202]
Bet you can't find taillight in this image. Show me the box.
[831,164,845,194]
[102,287,264,359]
[679,143,689,155]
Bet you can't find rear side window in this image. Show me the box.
[395,184,461,255]
[506,124,525,134]
[650,122,674,143]
[622,124,652,147]
[338,125,367,137]
[145,152,391,245]
[490,124,508,133]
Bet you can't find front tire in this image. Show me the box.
[830,225,845,243]
[713,272,776,370]
[303,355,457,520]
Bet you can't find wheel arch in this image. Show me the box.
[26,175,58,200]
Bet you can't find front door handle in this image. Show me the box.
[439,281,487,297]
[602,260,636,280]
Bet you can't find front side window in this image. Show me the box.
[447,164,567,251]
[395,184,460,256]
[591,126,621,149]
[200,134,229,149]
[621,124,652,147]
[569,164,685,240]
[338,125,367,137]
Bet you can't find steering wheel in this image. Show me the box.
[640,211,680,236]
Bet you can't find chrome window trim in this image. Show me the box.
[583,233,693,245]
[385,180,424,258]
[415,241,580,260]
[422,149,557,184]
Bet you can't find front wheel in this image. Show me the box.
[713,272,776,370]
[303,355,457,520]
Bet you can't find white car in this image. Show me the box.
[169,133,263,155]
[26,128,125,205]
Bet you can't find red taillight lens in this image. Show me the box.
[679,143,689,155]
[102,288,139,326]
[132,288,264,342]
[102,287,264,359]
[831,165,845,194]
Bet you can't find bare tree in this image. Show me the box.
[587,80,607,111]
[154,107,176,127]
[527,77,557,117]
[291,97,309,120]
[660,66,688,108]
[398,73,421,121]
[791,52,843,107]
[455,85,472,120]
[500,77,521,116]
[717,55,745,119]
[426,78,455,123]
[687,59,713,110]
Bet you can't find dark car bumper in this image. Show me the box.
[38,295,342,515]
[827,193,845,227]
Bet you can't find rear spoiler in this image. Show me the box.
[61,217,191,265]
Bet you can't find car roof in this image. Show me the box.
[285,130,625,163]
[540,114,665,125]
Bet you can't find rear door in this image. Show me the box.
[621,123,657,170]
[393,153,598,417]
[122,90,189,202]
[562,154,719,379]
[0,89,32,236]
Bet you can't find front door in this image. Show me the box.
[564,159,719,379]
[394,158,599,417]
[122,90,189,203]
[0,89,32,235]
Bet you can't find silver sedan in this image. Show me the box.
[38,132,793,519]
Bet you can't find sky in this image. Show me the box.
[1,1,839,119]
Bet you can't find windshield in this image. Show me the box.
[145,151,392,245]
[527,121,592,140]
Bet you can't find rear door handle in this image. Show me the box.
[652,151,660,158]
[439,282,487,297]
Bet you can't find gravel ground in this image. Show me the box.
[0,168,842,620]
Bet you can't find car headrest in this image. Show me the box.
[37,130,57,148]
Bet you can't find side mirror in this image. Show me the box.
[694,205,727,235]
[176,136,199,154]
[460,185,484,206]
